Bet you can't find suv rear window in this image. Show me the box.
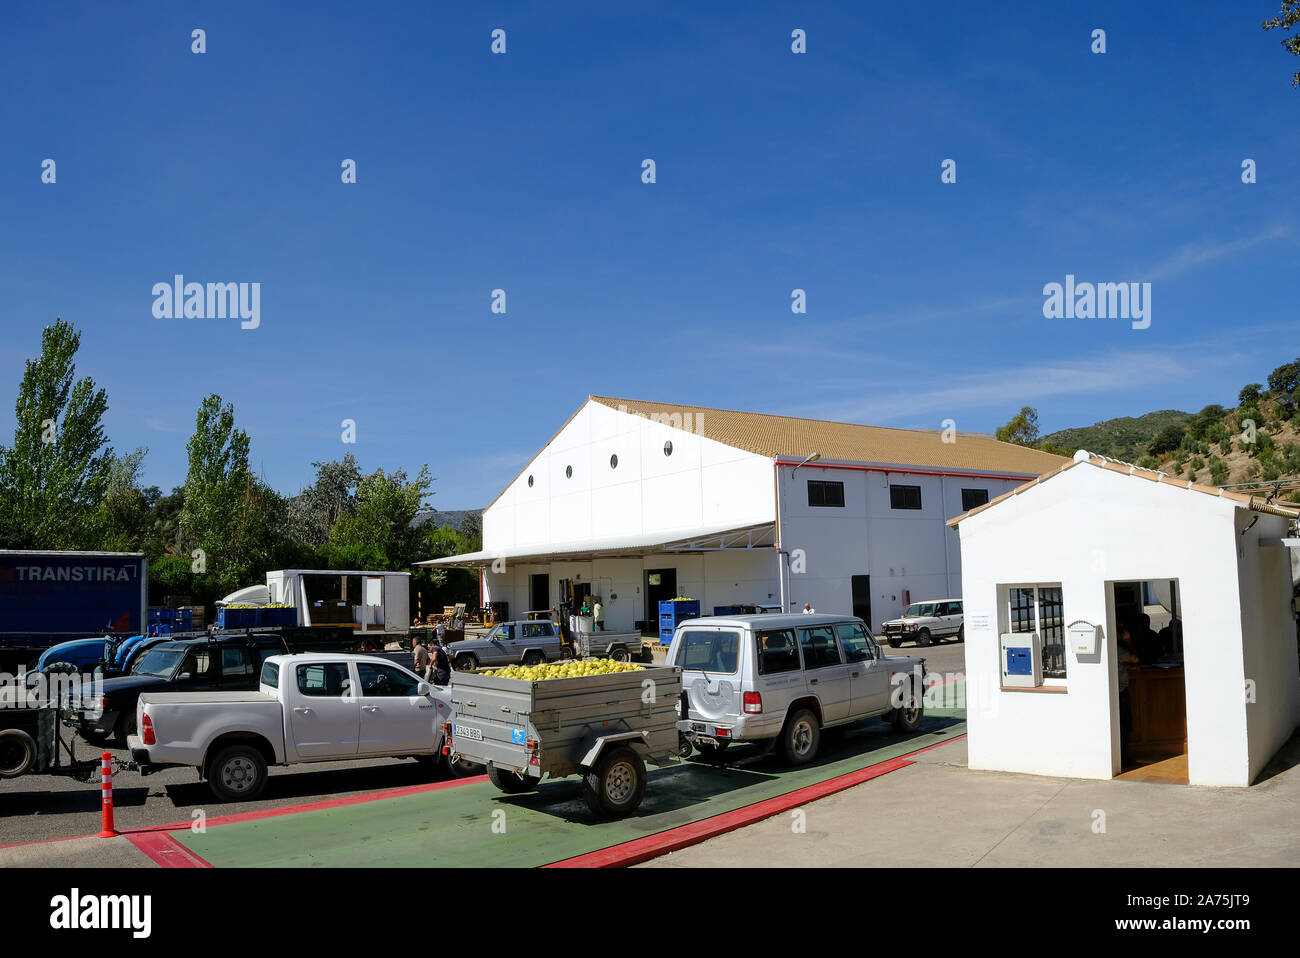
[757,630,800,674]
[675,630,740,674]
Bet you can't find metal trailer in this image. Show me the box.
[445,666,683,817]
[0,701,99,782]
[571,629,645,663]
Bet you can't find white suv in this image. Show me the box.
[880,599,963,648]
[669,613,927,765]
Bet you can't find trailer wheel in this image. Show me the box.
[583,746,647,818]
[677,733,694,758]
[610,646,631,663]
[206,745,268,802]
[0,730,38,778]
[487,764,538,793]
[455,653,478,672]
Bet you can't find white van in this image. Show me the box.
[668,613,928,765]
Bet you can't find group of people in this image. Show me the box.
[410,618,451,685]
[1115,613,1184,766]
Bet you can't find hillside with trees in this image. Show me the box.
[1000,356,1300,501]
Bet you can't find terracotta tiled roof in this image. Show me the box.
[946,451,1300,527]
[591,395,1069,476]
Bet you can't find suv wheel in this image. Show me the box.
[521,651,544,666]
[916,628,933,647]
[892,681,924,732]
[780,709,821,765]
[455,653,478,671]
[957,625,965,643]
[887,636,902,648]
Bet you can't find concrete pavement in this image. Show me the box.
[639,734,1300,868]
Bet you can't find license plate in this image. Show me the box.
[691,722,706,732]
[453,724,482,741]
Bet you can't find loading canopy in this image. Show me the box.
[416,521,777,569]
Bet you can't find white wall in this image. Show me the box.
[958,465,1256,786]
[483,400,774,552]
[1237,512,1300,783]
[482,551,780,632]
[778,466,1024,628]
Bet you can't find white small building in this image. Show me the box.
[421,395,1066,633]
[949,450,1300,787]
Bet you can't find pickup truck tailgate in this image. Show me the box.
[137,691,284,768]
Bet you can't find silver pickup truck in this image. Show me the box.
[445,620,568,671]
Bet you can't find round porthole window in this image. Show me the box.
[527,474,534,487]
[610,454,618,469]
[663,440,673,456]
[566,465,573,479]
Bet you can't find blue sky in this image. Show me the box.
[1,1,1297,509]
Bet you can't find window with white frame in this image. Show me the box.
[1005,584,1066,679]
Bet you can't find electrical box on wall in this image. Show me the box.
[1068,620,1100,657]
[1000,632,1043,688]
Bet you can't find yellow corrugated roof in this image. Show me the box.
[591,395,1069,476]
[947,452,1300,527]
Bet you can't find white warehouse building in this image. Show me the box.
[422,396,1067,634]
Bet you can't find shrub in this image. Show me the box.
[1208,457,1229,486]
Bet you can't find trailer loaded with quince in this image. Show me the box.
[444,664,683,817]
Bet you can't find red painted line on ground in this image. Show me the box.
[543,732,968,869]
[126,831,213,868]
[544,757,915,868]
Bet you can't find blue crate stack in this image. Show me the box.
[659,599,701,645]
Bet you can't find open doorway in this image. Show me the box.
[1112,579,1188,784]
[529,573,550,616]
[644,568,677,632]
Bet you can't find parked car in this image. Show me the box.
[445,620,568,671]
[670,613,927,765]
[64,627,357,744]
[130,653,474,801]
[880,600,964,647]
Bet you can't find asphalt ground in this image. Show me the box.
[0,643,966,850]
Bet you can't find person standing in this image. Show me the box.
[435,619,446,646]
[1117,623,1140,767]
[430,638,451,685]
[593,598,605,632]
[412,636,432,681]
[802,602,816,614]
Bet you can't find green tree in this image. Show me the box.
[996,407,1039,447]
[1263,1,1300,86]
[1238,383,1263,406]
[1208,457,1229,486]
[0,319,116,549]
[1147,423,1187,457]
[96,447,151,551]
[1267,358,1300,396]
[288,453,361,547]
[325,465,434,569]
[179,395,253,591]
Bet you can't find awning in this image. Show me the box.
[416,521,776,568]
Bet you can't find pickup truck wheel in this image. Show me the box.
[780,709,821,765]
[445,753,483,778]
[454,653,478,671]
[583,746,646,818]
[207,745,268,802]
[610,647,631,663]
[522,651,544,666]
[0,730,38,778]
[916,628,933,647]
[892,681,925,732]
[487,764,538,793]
